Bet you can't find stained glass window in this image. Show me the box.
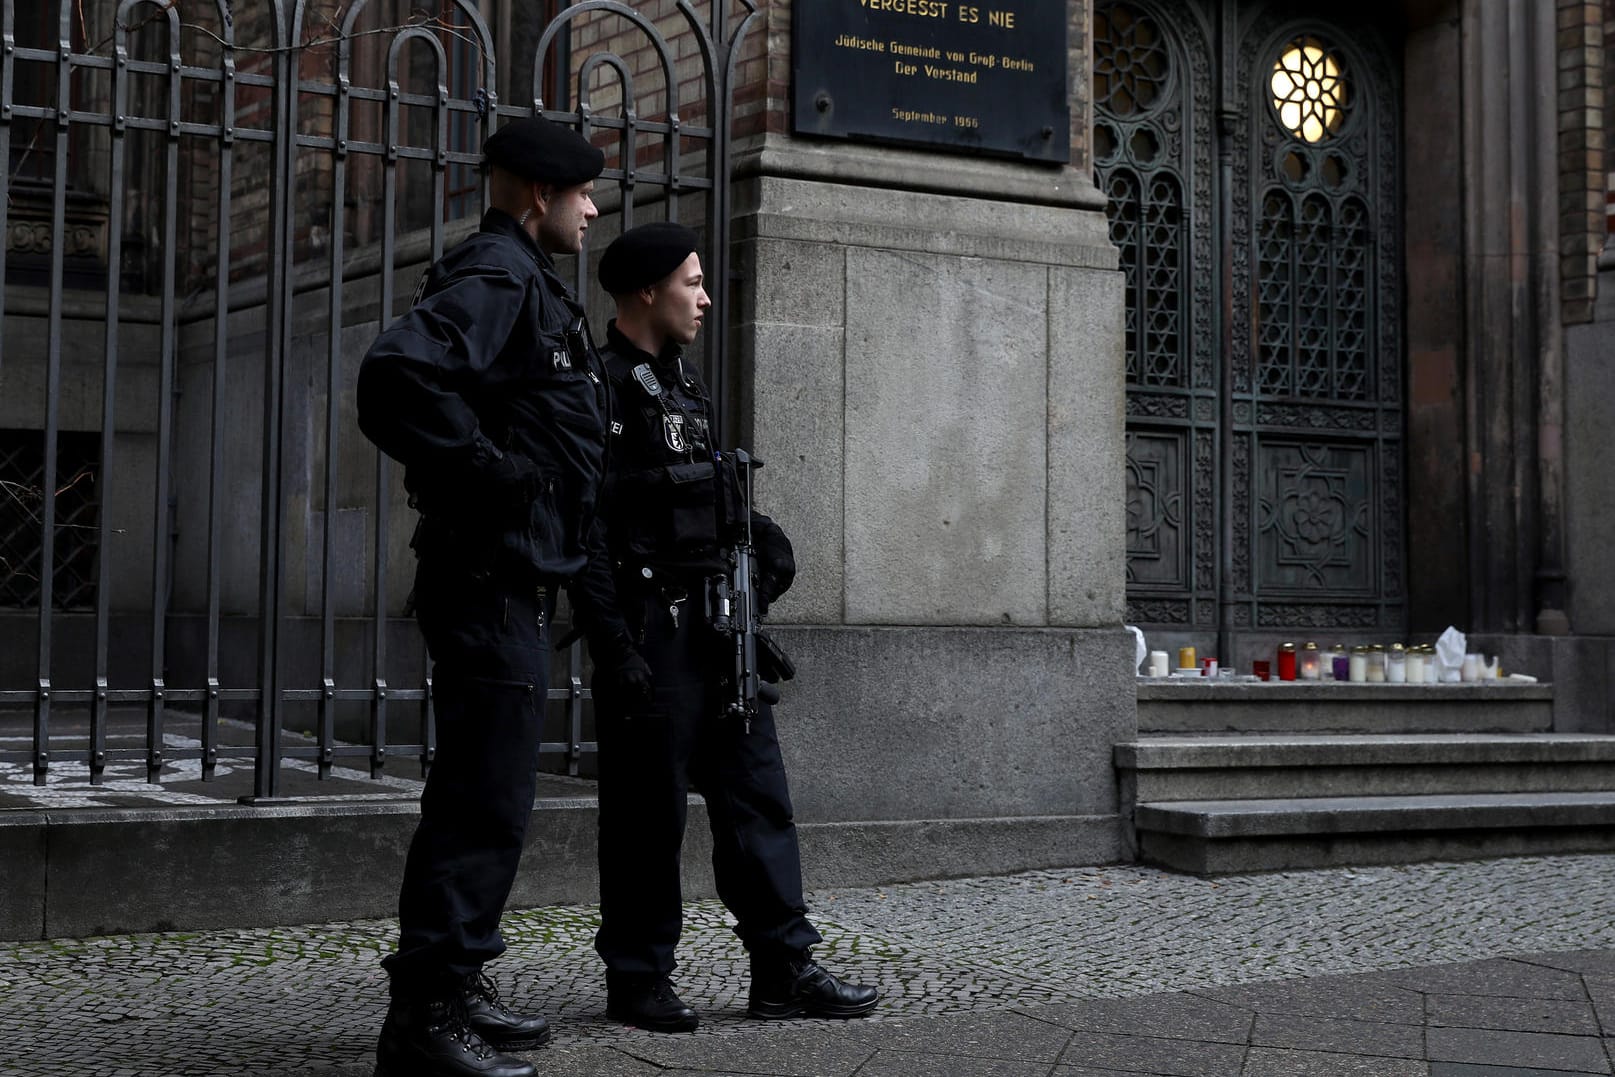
[1271,36,1348,143]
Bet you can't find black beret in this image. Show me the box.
[598,222,701,295]
[482,116,603,188]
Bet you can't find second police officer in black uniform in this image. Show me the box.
[579,222,880,1032]
[358,117,627,1077]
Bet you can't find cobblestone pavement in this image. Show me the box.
[4,855,1615,1075]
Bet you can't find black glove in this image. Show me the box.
[753,515,795,607]
[610,650,654,709]
[484,450,541,518]
[757,572,785,617]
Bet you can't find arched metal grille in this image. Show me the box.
[1100,0,1403,642]
[1096,0,1217,630]
[0,0,758,801]
[1235,15,1402,630]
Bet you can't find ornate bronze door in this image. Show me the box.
[1095,0,1404,651]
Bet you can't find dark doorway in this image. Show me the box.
[1095,0,1406,658]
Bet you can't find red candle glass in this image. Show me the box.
[1277,643,1298,681]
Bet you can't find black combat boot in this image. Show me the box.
[747,951,879,1020]
[463,971,551,1050]
[376,991,538,1077]
[605,972,700,1032]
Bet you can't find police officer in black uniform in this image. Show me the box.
[579,222,879,1032]
[357,117,619,1077]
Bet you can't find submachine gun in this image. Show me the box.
[707,449,792,733]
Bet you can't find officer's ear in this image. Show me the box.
[532,183,553,212]
[636,283,659,308]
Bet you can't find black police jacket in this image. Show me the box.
[570,324,795,659]
[356,209,609,582]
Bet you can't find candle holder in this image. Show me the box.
[1299,642,1321,680]
[1406,646,1426,684]
[1387,643,1407,684]
[1277,643,1298,681]
[1366,645,1387,683]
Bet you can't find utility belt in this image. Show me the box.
[620,560,716,637]
[622,560,793,685]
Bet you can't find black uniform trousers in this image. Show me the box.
[383,556,555,999]
[594,594,822,978]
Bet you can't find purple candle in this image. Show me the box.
[1332,655,1350,681]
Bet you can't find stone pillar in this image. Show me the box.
[725,3,1133,873]
[1405,2,1470,634]
[1458,0,1566,633]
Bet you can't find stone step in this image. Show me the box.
[1134,791,1615,874]
[1136,681,1554,735]
[1116,733,1615,800]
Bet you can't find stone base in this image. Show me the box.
[0,799,1122,941]
[765,626,1137,821]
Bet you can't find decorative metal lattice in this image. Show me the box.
[1103,2,1402,639]
[1269,35,1349,144]
[1233,12,1403,630]
[1095,3,1170,117]
[1098,0,1216,630]
[0,431,100,610]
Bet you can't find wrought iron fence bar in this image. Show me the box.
[33,7,76,788]
[144,0,184,785]
[328,691,431,711]
[9,44,66,62]
[1,687,261,706]
[249,14,296,805]
[536,109,716,139]
[373,41,405,781]
[424,42,448,266]
[204,39,238,785]
[314,137,482,163]
[566,661,584,777]
[317,32,358,784]
[5,110,512,148]
[278,745,421,761]
[419,675,434,777]
[540,741,596,756]
[666,109,681,223]
[89,8,135,789]
[1,3,13,387]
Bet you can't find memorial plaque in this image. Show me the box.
[793,1,1070,163]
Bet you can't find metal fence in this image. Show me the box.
[0,0,757,800]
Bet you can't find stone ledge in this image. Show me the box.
[1137,681,1554,701]
[0,800,1118,940]
[734,133,1108,211]
[1136,791,1615,839]
[1137,680,1555,735]
[1141,827,1615,874]
[1116,733,1615,770]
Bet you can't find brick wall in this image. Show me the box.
[31,0,1088,293]
[1561,0,1604,324]
[1605,4,1615,242]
